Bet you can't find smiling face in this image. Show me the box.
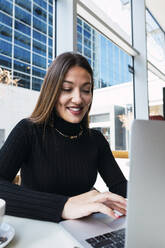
[55,66,92,124]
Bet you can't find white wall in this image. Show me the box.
[0,84,39,139]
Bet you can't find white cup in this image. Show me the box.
[0,199,6,226]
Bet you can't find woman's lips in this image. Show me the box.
[67,107,83,115]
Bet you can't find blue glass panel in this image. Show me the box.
[0,12,12,27]
[14,71,30,88]
[77,18,132,88]
[0,24,12,42]
[15,0,31,12]
[33,16,47,34]
[77,33,82,43]
[77,25,82,33]
[15,20,31,35]
[32,77,43,91]
[84,47,91,58]
[33,53,46,69]
[14,31,30,49]
[49,0,53,5]
[15,6,31,25]
[14,60,30,74]
[33,30,46,43]
[32,66,46,78]
[49,4,53,13]
[84,37,91,48]
[48,38,52,47]
[48,60,52,66]
[49,14,53,25]
[14,46,30,63]
[0,39,12,56]
[77,17,82,25]
[77,43,82,53]
[33,4,47,22]
[49,25,53,37]
[34,0,47,9]
[0,0,13,15]
[84,22,91,32]
[87,58,91,65]
[33,40,46,56]
[0,55,11,68]
[48,47,52,59]
[100,36,108,87]
[84,30,91,39]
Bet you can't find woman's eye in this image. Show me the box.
[61,88,72,92]
[82,89,91,94]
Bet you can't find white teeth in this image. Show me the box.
[69,107,81,111]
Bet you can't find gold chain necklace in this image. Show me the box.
[55,127,83,139]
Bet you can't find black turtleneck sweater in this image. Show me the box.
[0,115,127,222]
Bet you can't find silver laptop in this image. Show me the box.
[60,120,165,248]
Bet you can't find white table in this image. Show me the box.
[4,215,81,248]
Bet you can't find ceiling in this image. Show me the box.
[146,0,165,31]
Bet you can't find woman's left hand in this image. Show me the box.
[62,190,127,220]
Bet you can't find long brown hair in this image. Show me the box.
[30,52,94,128]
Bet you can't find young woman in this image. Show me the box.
[0,52,127,222]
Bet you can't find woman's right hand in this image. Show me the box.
[62,190,127,220]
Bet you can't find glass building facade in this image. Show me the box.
[0,0,54,91]
[77,16,132,89]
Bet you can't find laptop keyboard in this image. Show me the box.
[85,228,125,248]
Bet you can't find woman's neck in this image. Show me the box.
[53,113,82,136]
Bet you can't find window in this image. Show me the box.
[15,6,31,26]
[33,30,46,43]
[34,0,47,10]
[48,47,53,59]
[32,53,46,69]
[0,55,11,68]
[0,0,13,15]
[32,67,46,78]
[14,46,30,63]
[148,70,165,118]
[14,60,30,74]
[15,0,31,12]
[77,17,132,89]
[49,25,53,37]
[15,20,31,36]
[77,16,134,150]
[14,31,31,49]
[146,9,165,119]
[0,24,12,42]
[146,10,165,73]
[48,38,53,47]
[0,12,12,27]
[33,40,46,56]
[32,77,43,91]
[14,71,30,89]
[33,17,47,34]
[33,4,47,22]
[49,14,53,25]
[0,40,12,57]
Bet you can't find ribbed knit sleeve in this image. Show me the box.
[96,130,127,198]
[0,119,68,222]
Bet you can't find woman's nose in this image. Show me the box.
[71,90,82,104]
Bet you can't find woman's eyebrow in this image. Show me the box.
[63,81,91,85]
[63,80,73,84]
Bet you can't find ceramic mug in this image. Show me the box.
[0,199,6,226]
